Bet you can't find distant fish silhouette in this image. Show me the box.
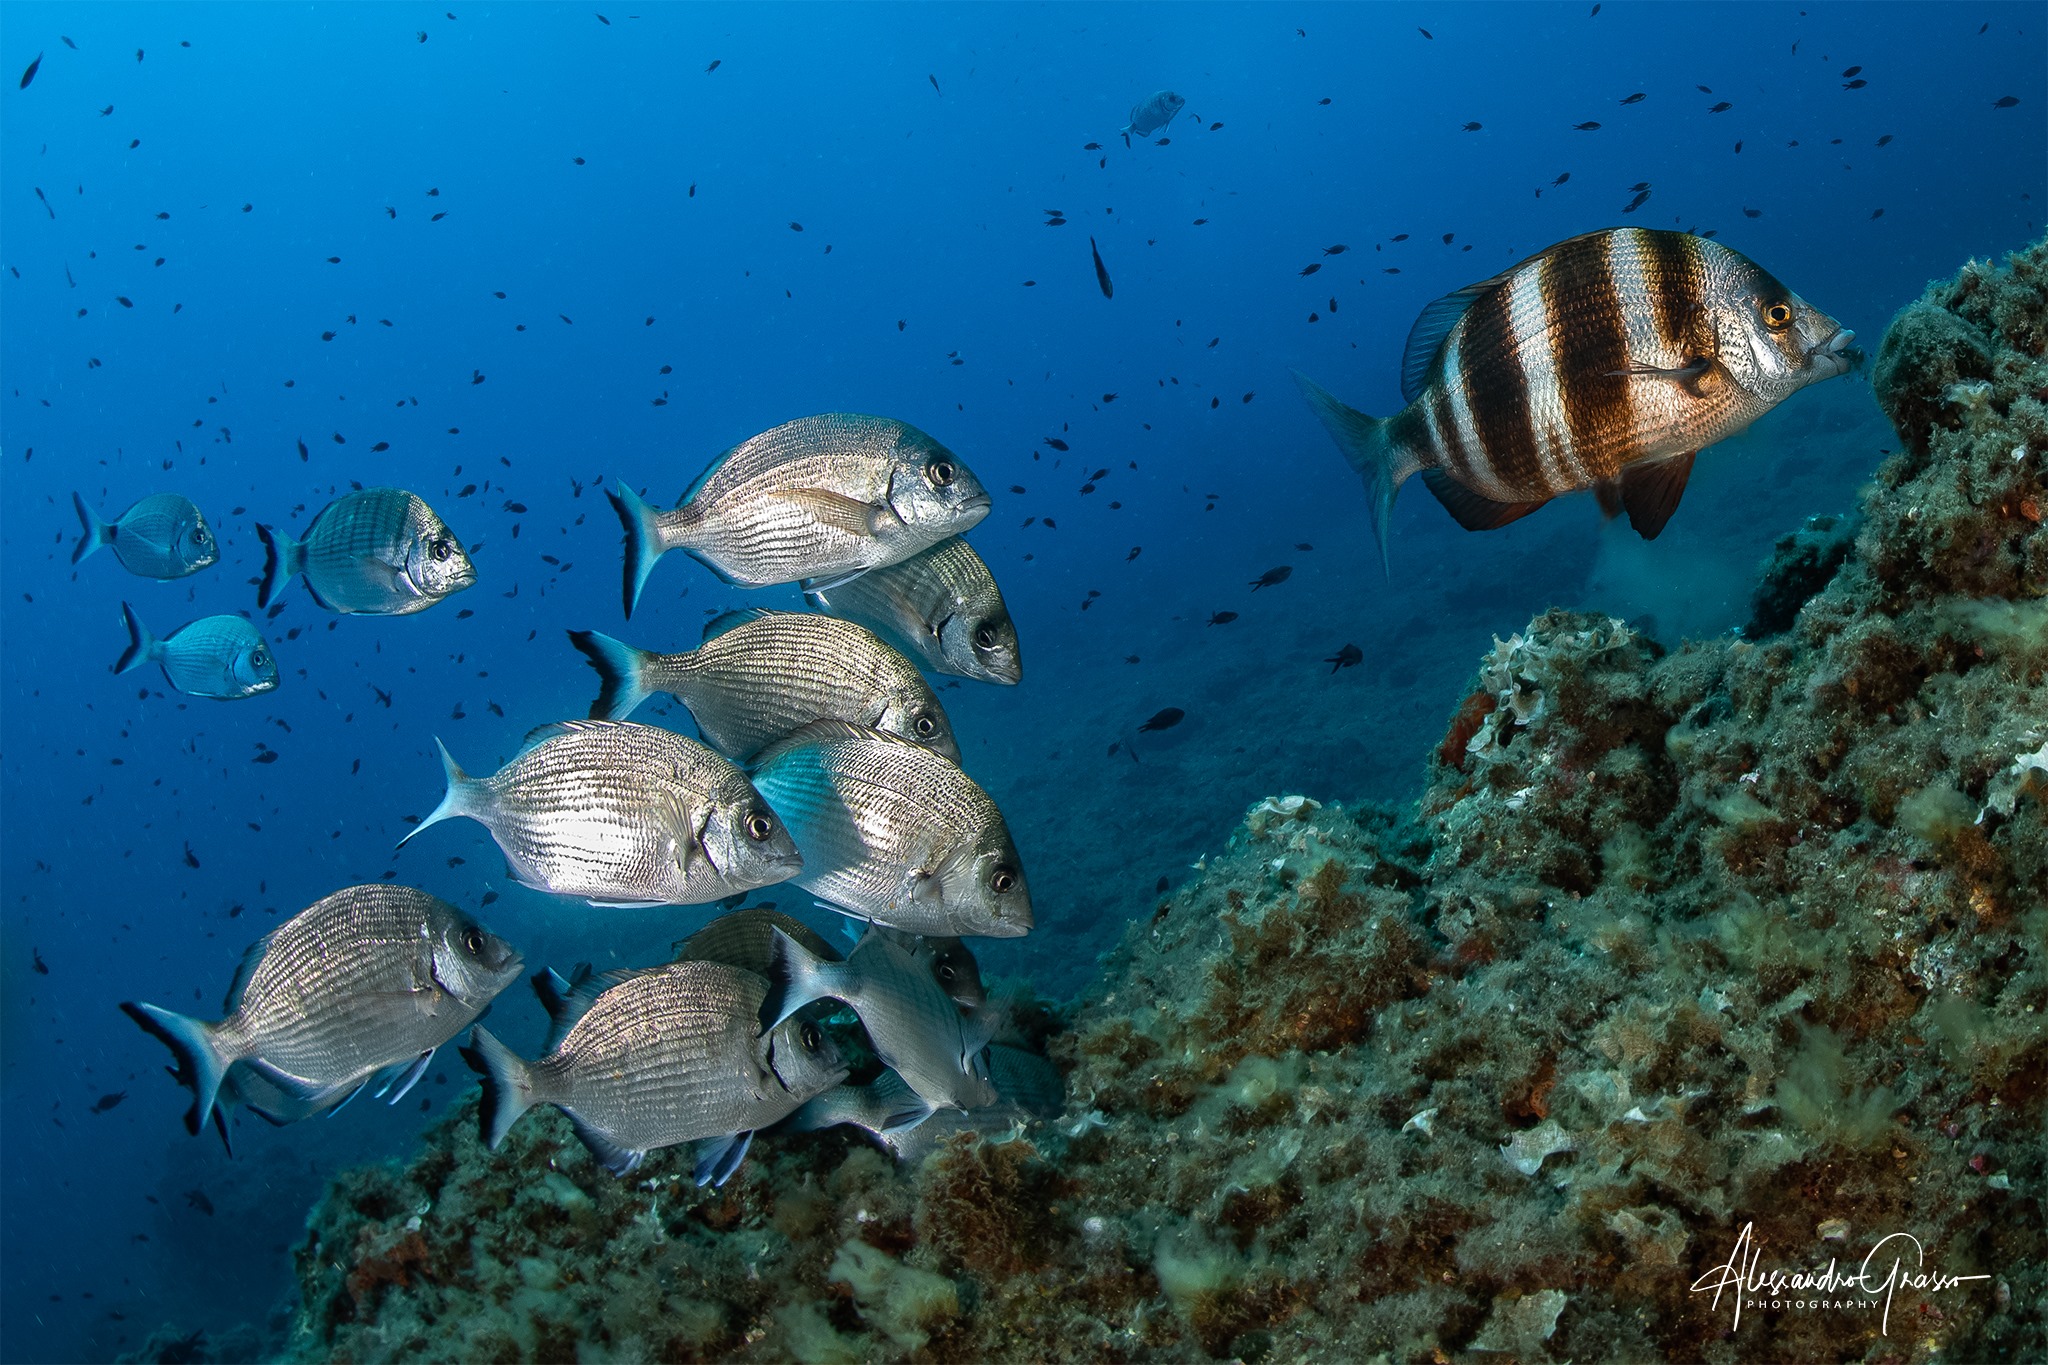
[1120,90,1183,146]
[1089,236,1113,299]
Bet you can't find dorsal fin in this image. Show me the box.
[702,607,777,643]
[223,930,279,1014]
[1419,469,1551,531]
[1400,229,1621,404]
[535,963,647,1053]
[679,444,733,506]
[1619,451,1697,540]
[1400,280,1502,403]
[521,719,619,751]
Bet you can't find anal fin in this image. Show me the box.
[1419,469,1550,532]
[1619,451,1696,540]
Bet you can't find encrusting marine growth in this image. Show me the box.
[124,240,2042,1365]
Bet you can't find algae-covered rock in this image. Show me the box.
[283,241,2048,1364]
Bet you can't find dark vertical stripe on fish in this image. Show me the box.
[1456,273,1544,494]
[1543,233,1632,481]
[1642,229,1698,357]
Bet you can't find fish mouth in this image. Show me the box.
[760,849,806,877]
[1809,327,1861,375]
[980,908,1033,938]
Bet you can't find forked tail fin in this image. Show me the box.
[396,738,475,849]
[460,1025,539,1150]
[607,482,667,620]
[121,1001,229,1137]
[72,493,113,565]
[566,629,655,721]
[254,524,306,609]
[1293,370,1416,578]
[113,602,158,674]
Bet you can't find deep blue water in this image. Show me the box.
[2,3,2041,1359]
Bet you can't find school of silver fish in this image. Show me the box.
[116,208,1851,1185]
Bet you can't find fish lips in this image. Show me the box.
[954,492,994,523]
[1808,327,1861,377]
[975,902,1034,938]
[740,845,806,886]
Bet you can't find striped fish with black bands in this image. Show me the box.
[1643,226,1703,362]
[1544,231,1632,484]
[1296,227,1858,573]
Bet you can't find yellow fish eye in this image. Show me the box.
[1763,302,1795,330]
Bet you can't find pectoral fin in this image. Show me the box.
[799,567,871,594]
[1593,478,1624,520]
[375,1050,435,1103]
[1608,358,1714,380]
[693,1130,755,1187]
[773,489,885,538]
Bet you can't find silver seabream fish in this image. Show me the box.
[1122,89,1185,144]
[121,885,522,1137]
[876,927,987,1012]
[114,603,279,700]
[609,412,992,611]
[805,536,1022,685]
[672,909,983,1010]
[784,1043,1066,1162]
[568,609,960,762]
[399,720,801,907]
[748,720,1032,938]
[256,487,475,614]
[1295,227,1858,573]
[674,906,843,976]
[72,492,218,579]
[463,959,846,1182]
[762,925,998,1112]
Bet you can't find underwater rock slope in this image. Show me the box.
[280,243,2045,1364]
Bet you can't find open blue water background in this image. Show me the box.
[3,3,2040,1358]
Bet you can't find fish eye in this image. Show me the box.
[745,812,775,842]
[800,1021,821,1051]
[463,929,484,955]
[192,527,210,544]
[430,537,453,562]
[928,459,956,487]
[251,649,269,668]
[936,963,957,982]
[973,624,998,650]
[1762,301,1794,331]
[913,714,937,738]
[990,866,1017,894]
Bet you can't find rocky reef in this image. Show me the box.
[269,242,2046,1363]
